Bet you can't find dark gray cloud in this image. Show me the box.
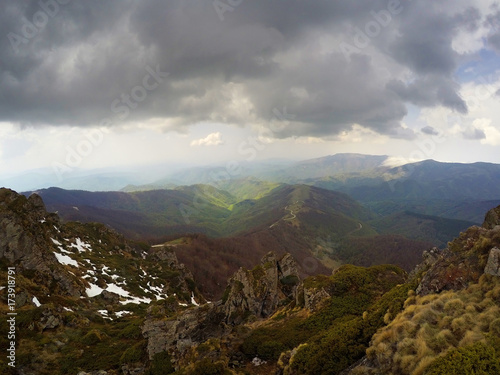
[0,0,497,139]
[387,76,467,114]
[421,126,439,136]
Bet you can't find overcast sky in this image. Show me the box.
[1,0,500,181]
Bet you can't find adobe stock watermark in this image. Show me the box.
[339,0,405,61]
[178,106,296,224]
[52,65,169,181]
[213,0,244,21]
[6,267,17,368]
[7,0,74,54]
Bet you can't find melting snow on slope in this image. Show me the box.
[147,282,167,300]
[32,296,41,307]
[115,311,132,318]
[101,265,111,275]
[51,238,63,246]
[119,296,152,305]
[84,281,152,304]
[191,292,199,306]
[54,252,79,267]
[86,283,104,297]
[98,310,113,320]
[69,238,92,253]
[106,283,131,297]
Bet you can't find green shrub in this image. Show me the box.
[258,340,286,360]
[191,359,231,375]
[120,341,146,364]
[81,329,104,345]
[150,351,174,375]
[425,342,500,375]
[280,275,300,286]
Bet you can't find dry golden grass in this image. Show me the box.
[411,355,436,375]
[364,275,500,375]
[458,329,485,347]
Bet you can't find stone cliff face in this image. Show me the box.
[142,251,302,369]
[222,252,300,324]
[0,188,208,375]
[0,188,86,297]
[483,205,500,230]
[415,205,500,296]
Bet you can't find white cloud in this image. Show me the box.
[190,132,224,146]
[474,118,500,145]
[337,124,389,144]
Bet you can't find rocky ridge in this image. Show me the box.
[0,188,204,374]
[345,204,500,374]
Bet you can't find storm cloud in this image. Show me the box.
[1,0,498,139]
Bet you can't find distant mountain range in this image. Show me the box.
[10,153,500,297]
[26,181,469,298]
[120,154,500,223]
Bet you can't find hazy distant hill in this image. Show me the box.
[337,160,500,202]
[265,153,390,182]
[132,154,500,224]
[28,184,373,240]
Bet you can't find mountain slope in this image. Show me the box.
[26,184,437,299]
[369,211,475,247]
[27,184,375,239]
[28,186,233,238]
[0,188,205,374]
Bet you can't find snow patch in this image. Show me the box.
[51,238,63,246]
[54,252,79,267]
[63,307,73,312]
[191,292,199,306]
[98,310,113,320]
[115,310,132,318]
[32,296,41,307]
[85,283,104,297]
[70,238,92,253]
[106,283,130,297]
[119,296,152,305]
[57,246,71,254]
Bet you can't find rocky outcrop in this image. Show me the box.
[415,207,500,295]
[0,188,85,297]
[415,247,483,296]
[147,246,200,302]
[484,247,500,276]
[142,251,302,368]
[223,252,301,324]
[303,286,330,311]
[483,205,500,229]
[142,303,228,360]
